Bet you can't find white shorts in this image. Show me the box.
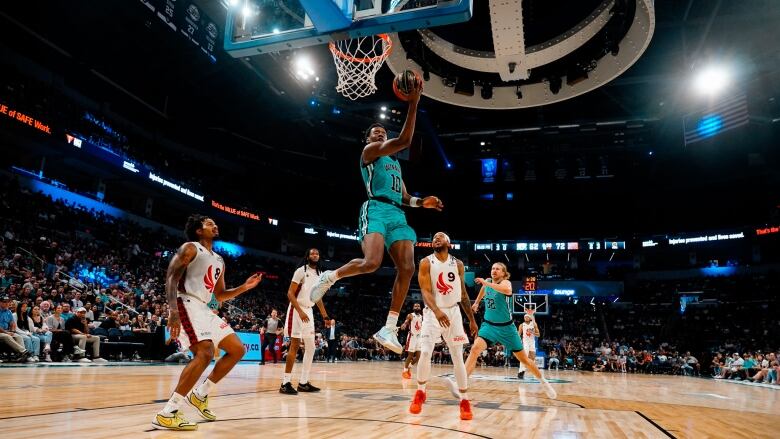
[176,296,234,351]
[285,304,314,339]
[405,333,421,353]
[420,306,467,348]
[523,340,536,353]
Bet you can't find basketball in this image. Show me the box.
[393,70,422,101]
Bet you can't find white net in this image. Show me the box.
[329,34,392,100]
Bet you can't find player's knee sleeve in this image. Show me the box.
[450,345,468,389]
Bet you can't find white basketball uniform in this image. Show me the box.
[285,265,317,339]
[405,312,423,353]
[176,241,232,350]
[420,254,468,347]
[521,322,537,353]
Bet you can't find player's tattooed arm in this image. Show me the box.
[165,243,197,339]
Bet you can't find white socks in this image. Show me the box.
[194,379,215,398]
[417,382,427,391]
[283,373,292,384]
[162,392,184,414]
[300,337,315,384]
[385,312,399,328]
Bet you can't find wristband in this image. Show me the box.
[409,196,421,207]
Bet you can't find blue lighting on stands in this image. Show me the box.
[697,114,723,138]
[480,193,494,200]
[700,266,737,277]
[213,241,247,257]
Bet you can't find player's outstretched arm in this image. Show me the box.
[165,243,197,340]
[362,79,422,163]
[401,181,443,211]
[474,278,512,296]
[213,269,262,302]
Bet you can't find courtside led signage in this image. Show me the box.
[148,172,204,202]
[1,104,51,134]
[668,232,744,245]
[326,231,357,241]
[756,226,779,236]
[66,133,83,148]
[211,200,259,220]
[416,242,461,250]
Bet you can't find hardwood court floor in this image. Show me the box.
[0,361,777,438]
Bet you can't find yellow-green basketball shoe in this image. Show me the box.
[187,392,217,421]
[152,410,198,431]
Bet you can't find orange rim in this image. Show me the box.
[329,33,393,64]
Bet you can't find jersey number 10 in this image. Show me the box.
[391,175,402,193]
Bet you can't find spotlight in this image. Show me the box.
[446,163,452,169]
[228,0,239,6]
[381,106,387,111]
[242,5,253,17]
[480,141,485,146]
[293,56,316,80]
[693,65,731,96]
[379,113,387,119]
[272,28,280,34]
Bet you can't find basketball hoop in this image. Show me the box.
[524,303,537,316]
[329,34,392,100]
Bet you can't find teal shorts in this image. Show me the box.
[358,200,417,249]
[478,321,523,353]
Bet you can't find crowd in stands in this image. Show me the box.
[0,174,402,363]
[1,172,778,387]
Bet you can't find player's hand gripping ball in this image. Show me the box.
[393,70,423,101]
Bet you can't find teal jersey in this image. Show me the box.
[361,155,403,206]
[483,283,513,323]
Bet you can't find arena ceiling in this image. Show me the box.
[1,0,779,237]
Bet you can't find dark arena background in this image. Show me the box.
[0,1,779,438]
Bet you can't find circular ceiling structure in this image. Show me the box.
[385,0,655,109]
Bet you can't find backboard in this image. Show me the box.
[513,293,549,316]
[224,0,473,56]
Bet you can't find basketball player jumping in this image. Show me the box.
[461,263,557,399]
[153,215,262,431]
[400,302,423,379]
[518,312,540,379]
[409,232,479,420]
[279,248,330,395]
[309,76,444,354]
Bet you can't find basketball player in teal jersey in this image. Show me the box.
[309,77,444,353]
[453,262,557,399]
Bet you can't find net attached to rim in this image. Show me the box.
[329,33,392,100]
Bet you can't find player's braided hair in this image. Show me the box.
[299,248,322,276]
